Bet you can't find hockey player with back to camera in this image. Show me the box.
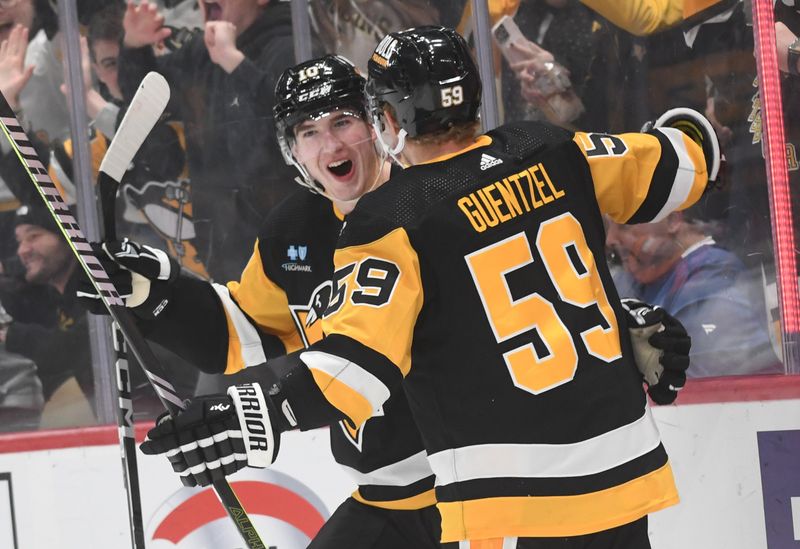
[80,33,707,547]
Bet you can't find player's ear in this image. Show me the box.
[383,107,400,135]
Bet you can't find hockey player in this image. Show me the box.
[91,33,701,548]
[79,55,443,548]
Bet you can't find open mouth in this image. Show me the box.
[0,21,14,38]
[327,159,354,179]
[203,2,222,22]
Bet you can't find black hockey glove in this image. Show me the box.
[140,383,281,487]
[621,299,691,405]
[76,239,179,320]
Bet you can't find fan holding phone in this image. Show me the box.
[492,14,584,125]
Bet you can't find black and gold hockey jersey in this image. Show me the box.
[300,121,708,541]
[213,189,436,510]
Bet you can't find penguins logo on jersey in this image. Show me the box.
[339,406,383,451]
[289,281,332,348]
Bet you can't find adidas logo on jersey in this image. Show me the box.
[480,153,503,170]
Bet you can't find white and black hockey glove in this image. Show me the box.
[642,106,723,189]
[621,298,691,405]
[140,383,281,487]
[76,239,179,320]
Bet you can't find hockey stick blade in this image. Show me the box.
[0,95,266,549]
[100,72,170,182]
[99,71,169,241]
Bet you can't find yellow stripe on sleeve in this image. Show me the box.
[308,368,376,428]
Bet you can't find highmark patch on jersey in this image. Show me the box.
[282,244,312,272]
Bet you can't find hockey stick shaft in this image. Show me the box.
[111,323,146,548]
[0,103,265,548]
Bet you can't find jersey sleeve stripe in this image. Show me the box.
[300,349,391,427]
[435,463,678,542]
[624,129,680,224]
[427,407,661,485]
[337,450,433,487]
[675,130,708,211]
[648,127,701,222]
[211,283,267,375]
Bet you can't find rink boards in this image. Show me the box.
[0,375,798,549]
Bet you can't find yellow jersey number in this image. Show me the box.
[465,212,621,395]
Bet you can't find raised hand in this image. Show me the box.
[204,21,244,73]
[0,25,33,111]
[123,0,172,49]
[76,239,179,320]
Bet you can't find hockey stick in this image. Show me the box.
[99,72,172,549]
[0,78,266,549]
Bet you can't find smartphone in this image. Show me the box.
[492,15,530,65]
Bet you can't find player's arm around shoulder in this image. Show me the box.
[573,107,721,225]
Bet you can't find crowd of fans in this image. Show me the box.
[0,0,795,432]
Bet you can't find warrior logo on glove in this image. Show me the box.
[141,383,280,487]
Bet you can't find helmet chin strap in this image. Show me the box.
[388,129,407,161]
[372,113,408,166]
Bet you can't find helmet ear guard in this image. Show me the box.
[367,93,407,164]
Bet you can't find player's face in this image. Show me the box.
[605,219,681,284]
[199,0,266,35]
[292,110,380,205]
[15,225,73,285]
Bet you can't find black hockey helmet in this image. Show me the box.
[366,26,481,146]
[273,55,367,191]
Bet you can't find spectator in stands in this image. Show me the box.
[0,204,96,427]
[606,209,783,378]
[501,0,592,126]
[310,0,439,73]
[0,333,43,432]
[51,3,210,280]
[119,0,297,282]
